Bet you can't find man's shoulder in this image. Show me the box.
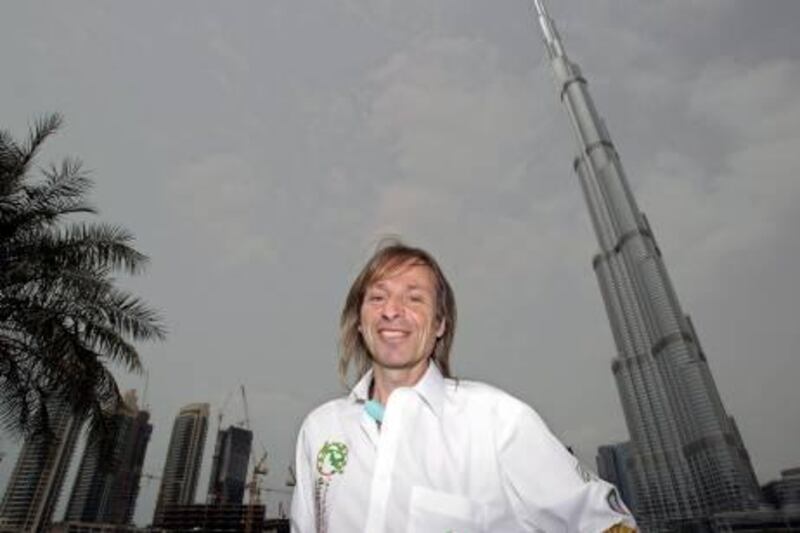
[299,395,357,432]
[303,395,352,420]
[444,377,534,415]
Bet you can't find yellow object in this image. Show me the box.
[604,524,637,533]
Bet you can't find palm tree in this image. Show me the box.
[0,113,165,446]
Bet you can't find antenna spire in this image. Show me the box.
[532,0,565,59]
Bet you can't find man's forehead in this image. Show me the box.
[367,259,436,289]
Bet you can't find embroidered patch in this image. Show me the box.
[314,441,348,533]
[316,441,348,477]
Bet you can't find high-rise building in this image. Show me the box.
[64,390,152,526]
[152,403,209,526]
[0,403,82,532]
[763,467,800,512]
[596,442,637,514]
[207,426,253,505]
[532,1,763,528]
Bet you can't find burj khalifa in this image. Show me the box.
[531,1,762,529]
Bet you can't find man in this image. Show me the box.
[291,241,636,532]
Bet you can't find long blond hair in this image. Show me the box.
[338,240,457,387]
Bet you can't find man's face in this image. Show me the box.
[359,263,445,375]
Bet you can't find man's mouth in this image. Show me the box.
[378,329,410,340]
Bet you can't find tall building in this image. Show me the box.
[152,403,209,526]
[596,442,637,514]
[0,403,82,532]
[532,1,763,528]
[207,426,253,505]
[763,467,800,512]
[64,390,152,526]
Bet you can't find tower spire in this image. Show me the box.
[532,0,565,59]
[531,4,763,529]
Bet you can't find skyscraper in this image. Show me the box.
[532,1,762,528]
[0,403,81,532]
[596,442,637,514]
[64,390,152,526]
[152,402,209,526]
[207,425,253,505]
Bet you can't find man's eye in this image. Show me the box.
[367,294,385,302]
[408,295,424,303]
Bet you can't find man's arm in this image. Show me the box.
[290,423,315,533]
[497,404,637,532]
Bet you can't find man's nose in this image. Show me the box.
[381,295,403,320]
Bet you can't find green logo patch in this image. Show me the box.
[316,441,348,477]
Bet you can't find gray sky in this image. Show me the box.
[2,1,799,525]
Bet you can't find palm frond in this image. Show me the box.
[0,114,166,446]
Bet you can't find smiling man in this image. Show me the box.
[290,241,636,532]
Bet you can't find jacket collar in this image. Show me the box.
[349,361,445,419]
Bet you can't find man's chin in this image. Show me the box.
[372,356,428,372]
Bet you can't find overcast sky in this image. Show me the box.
[2,0,799,526]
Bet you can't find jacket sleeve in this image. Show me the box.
[290,421,316,533]
[497,404,637,532]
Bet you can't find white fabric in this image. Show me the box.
[291,363,636,532]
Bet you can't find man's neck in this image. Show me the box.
[371,360,430,405]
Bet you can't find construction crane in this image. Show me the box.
[244,451,269,533]
[247,451,269,505]
[238,384,251,429]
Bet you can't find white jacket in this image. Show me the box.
[291,363,635,532]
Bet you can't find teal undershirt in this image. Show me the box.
[365,399,385,423]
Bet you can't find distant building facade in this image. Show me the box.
[596,441,637,514]
[764,467,800,512]
[50,520,147,532]
[156,503,264,532]
[0,403,82,532]
[152,403,209,526]
[207,426,253,505]
[65,390,152,526]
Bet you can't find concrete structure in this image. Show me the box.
[207,426,253,505]
[152,403,209,526]
[0,403,81,532]
[50,521,147,532]
[65,390,152,526]
[156,503,264,532]
[532,1,763,529]
[596,442,637,514]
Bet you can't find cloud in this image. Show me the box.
[166,153,274,267]
[342,0,446,42]
[637,59,800,283]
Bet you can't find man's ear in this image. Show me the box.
[436,319,446,338]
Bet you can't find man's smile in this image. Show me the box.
[377,328,411,341]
